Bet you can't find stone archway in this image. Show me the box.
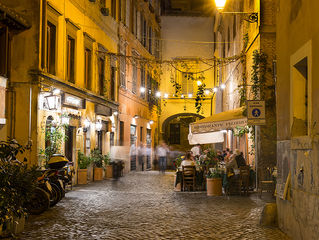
[162,113,204,152]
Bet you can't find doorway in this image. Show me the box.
[65,126,75,162]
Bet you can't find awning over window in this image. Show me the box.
[190,107,247,134]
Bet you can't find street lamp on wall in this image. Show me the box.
[214,0,258,23]
[45,95,58,110]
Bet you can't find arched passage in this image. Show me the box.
[162,113,204,151]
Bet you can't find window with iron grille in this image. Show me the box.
[169,123,180,145]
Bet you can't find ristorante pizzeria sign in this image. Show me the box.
[190,118,247,134]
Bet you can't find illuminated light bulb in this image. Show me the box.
[215,0,227,10]
[84,119,90,128]
[188,93,193,98]
[155,91,161,98]
[53,89,61,95]
[113,111,118,116]
[181,94,185,99]
[149,120,154,125]
[205,90,210,95]
[95,121,102,131]
[197,80,202,86]
[140,87,146,93]
[220,83,226,89]
[213,87,218,93]
[164,93,169,98]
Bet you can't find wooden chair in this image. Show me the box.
[239,166,250,195]
[259,167,276,197]
[182,165,196,191]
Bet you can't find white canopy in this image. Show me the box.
[188,130,225,145]
[188,107,247,145]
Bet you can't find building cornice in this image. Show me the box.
[30,70,119,110]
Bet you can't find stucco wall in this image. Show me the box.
[276,0,319,238]
[160,16,215,144]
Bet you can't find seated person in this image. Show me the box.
[235,151,246,168]
[226,150,239,175]
[181,151,195,167]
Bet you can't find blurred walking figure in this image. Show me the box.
[156,141,169,173]
[129,140,137,171]
[137,143,145,171]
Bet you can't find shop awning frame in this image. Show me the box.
[190,107,247,134]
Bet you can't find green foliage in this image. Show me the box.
[233,126,250,137]
[39,123,68,167]
[77,151,91,169]
[103,153,111,166]
[206,167,223,179]
[173,155,184,168]
[203,148,218,167]
[0,139,38,231]
[251,50,268,100]
[90,149,104,168]
[195,80,206,114]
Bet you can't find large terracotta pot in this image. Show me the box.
[94,168,103,181]
[207,178,222,196]
[105,165,113,179]
[78,169,88,184]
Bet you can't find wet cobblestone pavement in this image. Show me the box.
[19,171,289,240]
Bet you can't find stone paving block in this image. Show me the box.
[18,171,290,240]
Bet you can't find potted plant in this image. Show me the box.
[77,151,90,184]
[0,139,38,237]
[103,153,112,179]
[206,167,223,196]
[90,149,103,181]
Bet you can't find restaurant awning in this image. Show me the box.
[188,107,247,145]
[188,130,225,145]
[190,107,247,134]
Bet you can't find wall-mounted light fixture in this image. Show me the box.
[134,115,139,119]
[84,118,90,128]
[149,120,154,125]
[45,95,58,110]
[95,121,102,131]
[214,0,258,23]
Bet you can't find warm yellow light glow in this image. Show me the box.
[205,90,210,95]
[215,0,226,10]
[197,80,202,86]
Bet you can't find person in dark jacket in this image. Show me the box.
[235,151,246,168]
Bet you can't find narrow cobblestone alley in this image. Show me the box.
[19,172,289,240]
